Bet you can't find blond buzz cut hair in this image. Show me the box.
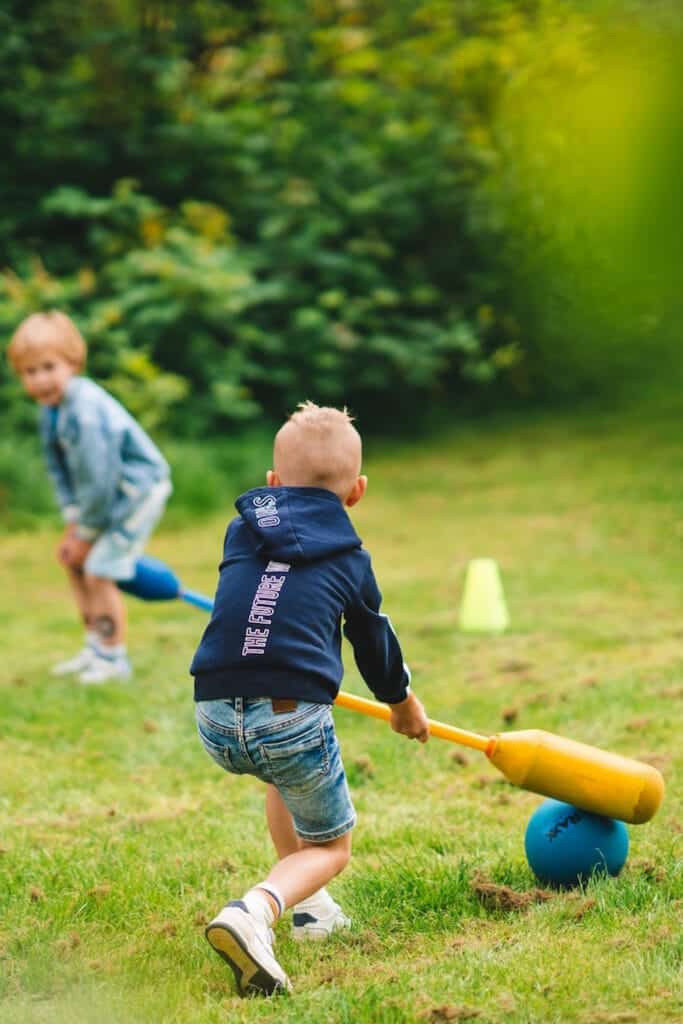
[7,311,87,373]
[274,400,362,501]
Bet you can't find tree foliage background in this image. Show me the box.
[1,0,681,447]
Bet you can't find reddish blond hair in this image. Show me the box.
[7,311,87,372]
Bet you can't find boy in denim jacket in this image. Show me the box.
[191,401,429,996]
[8,311,171,683]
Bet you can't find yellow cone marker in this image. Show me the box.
[458,558,509,633]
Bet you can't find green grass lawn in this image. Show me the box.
[1,401,682,1023]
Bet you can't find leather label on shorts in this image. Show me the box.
[271,699,298,714]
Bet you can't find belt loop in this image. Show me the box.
[234,697,248,758]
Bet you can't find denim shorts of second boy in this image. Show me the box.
[195,698,356,843]
[85,478,172,580]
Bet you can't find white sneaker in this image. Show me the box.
[292,895,351,941]
[52,647,97,677]
[205,901,291,996]
[78,654,132,685]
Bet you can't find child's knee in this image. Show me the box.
[319,832,352,875]
[83,572,117,595]
[336,839,352,874]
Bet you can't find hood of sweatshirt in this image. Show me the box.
[234,486,362,564]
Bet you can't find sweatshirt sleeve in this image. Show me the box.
[343,560,411,704]
[69,408,122,538]
[40,413,79,522]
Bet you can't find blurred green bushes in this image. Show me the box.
[1,0,515,439]
[487,4,683,398]
[0,428,273,532]
[1,0,681,459]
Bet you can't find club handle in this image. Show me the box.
[180,589,215,612]
[333,690,490,752]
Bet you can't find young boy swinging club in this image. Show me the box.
[190,401,429,996]
[7,311,171,683]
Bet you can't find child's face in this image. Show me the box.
[18,349,76,406]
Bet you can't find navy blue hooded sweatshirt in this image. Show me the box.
[190,486,411,705]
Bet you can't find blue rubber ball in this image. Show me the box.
[525,799,629,888]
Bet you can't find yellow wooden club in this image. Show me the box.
[116,557,665,825]
[334,692,664,824]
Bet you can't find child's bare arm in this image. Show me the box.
[56,523,77,566]
[56,524,93,570]
[389,692,429,744]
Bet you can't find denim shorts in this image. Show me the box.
[195,698,356,843]
[85,479,172,580]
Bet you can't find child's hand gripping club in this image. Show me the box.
[389,692,430,743]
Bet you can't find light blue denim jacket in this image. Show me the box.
[40,376,171,540]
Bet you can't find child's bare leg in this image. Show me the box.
[51,564,103,676]
[63,564,92,629]
[205,763,352,992]
[206,789,348,997]
[71,575,131,683]
[265,784,302,858]
[83,574,127,647]
[264,785,352,937]
[262,831,351,911]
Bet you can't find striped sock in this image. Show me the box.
[85,630,100,650]
[94,643,127,661]
[246,882,285,922]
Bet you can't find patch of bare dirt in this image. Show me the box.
[353,754,375,778]
[525,690,552,708]
[471,872,553,912]
[564,896,597,920]
[637,752,671,772]
[634,860,667,883]
[155,920,177,937]
[583,1013,639,1023]
[499,660,533,674]
[626,717,652,732]
[87,884,112,899]
[211,858,236,873]
[54,931,81,955]
[420,1005,481,1022]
